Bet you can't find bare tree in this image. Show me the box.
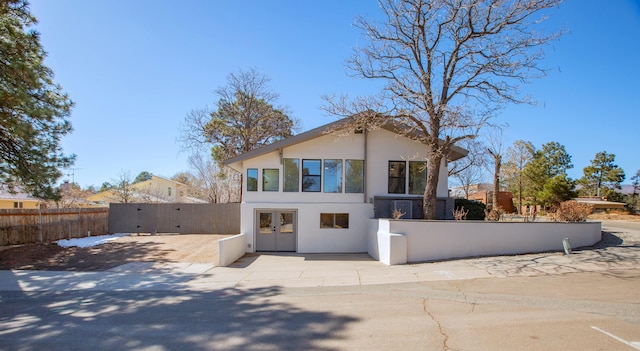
[324,0,562,219]
[179,68,300,163]
[110,171,136,203]
[188,153,241,203]
[486,129,505,211]
[503,140,535,214]
[451,162,486,199]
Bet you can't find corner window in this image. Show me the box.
[283,158,299,192]
[345,160,364,193]
[323,159,342,193]
[388,161,406,194]
[247,168,258,192]
[302,159,321,192]
[320,213,349,229]
[262,169,279,192]
[408,161,427,195]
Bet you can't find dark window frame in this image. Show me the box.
[388,161,406,194]
[302,159,322,192]
[262,168,280,192]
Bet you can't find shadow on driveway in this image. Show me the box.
[0,285,358,350]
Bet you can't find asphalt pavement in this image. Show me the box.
[1,220,639,350]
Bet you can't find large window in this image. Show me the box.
[247,168,258,191]
[388,161,406,194]
[262,169,279,192]
[302,159,321,192]
[323,159,342,193]
[408,161,427,195]
[345,160,364,193]
[283,158,299,192]
[320,213,349,229]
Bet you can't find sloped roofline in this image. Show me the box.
[223,117,469,169]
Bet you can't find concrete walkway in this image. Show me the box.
[1,220,638,292]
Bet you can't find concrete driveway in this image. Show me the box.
[1,220,639,350]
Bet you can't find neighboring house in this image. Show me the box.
[87,175,195,204]
[0,185,42,209]
[452,183,515,213]
[224,118,467,253]
[574,197,626,212]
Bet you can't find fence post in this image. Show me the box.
[38,206,43,243]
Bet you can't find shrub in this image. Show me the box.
[454,199,486,220]
[554,201,594,222]
[484,207,504,221]
[452,206,469,221]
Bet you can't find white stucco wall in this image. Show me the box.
[373,219,602,264]
[241,202,373,253]
[217,233,247,266]
[235,127,454,254]
[366,129,449,198]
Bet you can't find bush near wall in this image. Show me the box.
[454,199,486,220]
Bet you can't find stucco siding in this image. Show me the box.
[241,202,373,253]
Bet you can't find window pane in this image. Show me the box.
[388,161,406,194]
[323,159,342,193]
[247,169,258,191]
[320,213,334,228]
[335,213,349,228]
[263,169,279,192]
[302,159,321,192]
[283,158,299,192]
[345,160,364,193]
[409,161,427,195]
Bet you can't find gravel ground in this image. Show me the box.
[0,234,232,271]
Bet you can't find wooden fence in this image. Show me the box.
[0,208,109,246]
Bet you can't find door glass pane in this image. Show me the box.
[259,213,273,234]
[280,212,294,233]
[323,159,342,193]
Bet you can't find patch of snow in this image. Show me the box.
[57,233,130,248]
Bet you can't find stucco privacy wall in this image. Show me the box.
[217,233,247,266]
[241,203,373,253]
[372,219,602,264]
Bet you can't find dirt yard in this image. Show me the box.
[0,234,232,271]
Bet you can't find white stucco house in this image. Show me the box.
[224,118,467,254]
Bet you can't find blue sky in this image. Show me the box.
[29,0,639,188]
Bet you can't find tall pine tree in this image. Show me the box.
[0,0,73,199]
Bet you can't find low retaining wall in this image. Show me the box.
[371,219,602,265]
[217,233,247,267]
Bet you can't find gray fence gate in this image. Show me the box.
[108,203,240,234]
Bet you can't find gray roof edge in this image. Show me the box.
[223,117,469,166]
[223,118,350,166]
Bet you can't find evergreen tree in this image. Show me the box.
[0,0,74,199]
[133,171,152,184]
[578,151,625,199]
[523,142,574,208]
